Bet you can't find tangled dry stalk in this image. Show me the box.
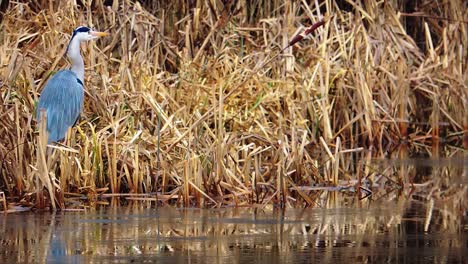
[0,0,466,209]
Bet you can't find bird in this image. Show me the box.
[36,26,109,143]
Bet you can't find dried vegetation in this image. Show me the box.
[0,0,466,209]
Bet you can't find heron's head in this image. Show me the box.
[71,26,109,42]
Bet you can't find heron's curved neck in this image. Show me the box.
[67,37,85,82]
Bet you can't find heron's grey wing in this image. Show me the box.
[36,70,84,143]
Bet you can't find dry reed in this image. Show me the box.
[0,0,466,209]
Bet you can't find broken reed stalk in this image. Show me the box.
[183,159,189,207]
[168,17,331,152]
[0,191,6,212]
[156,110,161,194]
[432,94,440,156]
[333,137,340,184]
[396,57,408,138]
[465,111,468,150]
[37,110,56,211]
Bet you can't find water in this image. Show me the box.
[0,203,465,264]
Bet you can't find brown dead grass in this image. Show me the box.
[0,0,466,209]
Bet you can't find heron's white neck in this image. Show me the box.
[67,36,85,82]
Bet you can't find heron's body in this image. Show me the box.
[36,26,108,143]
[36,70,84,143]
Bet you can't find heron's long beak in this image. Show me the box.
[90,31,110,37]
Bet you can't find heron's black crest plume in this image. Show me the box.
[71,26,91,38]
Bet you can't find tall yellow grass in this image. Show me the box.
[0,0,466,208]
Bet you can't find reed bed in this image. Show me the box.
[0,0,466,209]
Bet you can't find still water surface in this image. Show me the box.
[1,203,466,264]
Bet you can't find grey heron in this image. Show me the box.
[36,26,109,143]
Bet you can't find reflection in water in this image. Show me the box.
[0,204,465,264]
